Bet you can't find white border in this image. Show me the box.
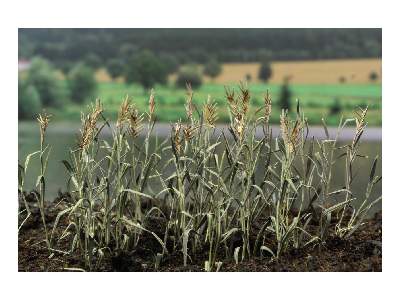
[1,1,398,299]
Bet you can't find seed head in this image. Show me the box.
[203,95,218,128]
[117,96,131,128]
[78,100,103,150]
[352,106,368,149]
[183,124,197,142]
[225,87,239,119]
[37,112,51,133]
[128,107,144,138]
[355,106,368,131]
[280,110,301,154]
[185,83,194,120]
[264,90,272,124]
[37,112,51,145]
[172,121,182,155]
[239,82,250,117]
[148,89,156,122]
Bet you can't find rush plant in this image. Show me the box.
[22,83,381,271]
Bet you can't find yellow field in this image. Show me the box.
[207,58,381,84]
[94,58,382,85]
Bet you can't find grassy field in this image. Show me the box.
[50,80,382,126]
[43,59,382,125]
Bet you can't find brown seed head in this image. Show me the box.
[264,90,272,124]
[239,82,250,117]
[37,112,51,133]
[355,106,368,131]
[352,106,368,149]
[183,124,197,142]
[203,95,218,128]
[173,121,182,155]
[235,117,245,141]
[225,87,238,119]
[78,100,103,150]
[280,110,301,154]
[37,112,51,145]
[185,83,194,120]
[117,96,131,128]
[290,120,301,152]
[280,110,290,150]
[128,107,144,138]
[148,89,156,121]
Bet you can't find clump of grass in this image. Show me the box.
[20,83,381,271]
[36,112,52,249]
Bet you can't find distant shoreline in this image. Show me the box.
[19,122,382,141]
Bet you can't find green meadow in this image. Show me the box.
[51,81,382,126]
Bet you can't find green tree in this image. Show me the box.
[330,98,342,115]
[245,73,252,82]
[278,78,292,112]
[26,57,63,107]
[84,53,102,70]
[258,61,272,82]
[369,71,379,82]
[125,50,167,89]
[68,63,97,104]
[176,65,202,89]
[160,53,180,74]
[107,59,125,80]
[19,78,42,119]
[203,59,222,80]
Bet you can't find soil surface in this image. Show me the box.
[18,191,382,272]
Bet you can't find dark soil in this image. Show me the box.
[18,191,382,272]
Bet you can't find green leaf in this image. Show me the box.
[122,189,153,200]
[322,199,352,216]
[122,217,168,254]
[183,228,191,267]
[327,189,352,196]
[370,155,379,183]
[221,228,239,243]
[260,246,275,258]
[234,246,241,265]
[321,118,330,139]
[62,160,74,173]
[24,151,40,173]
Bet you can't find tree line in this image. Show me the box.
[19,28,381,72]
[18,53,279,119]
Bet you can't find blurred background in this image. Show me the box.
[18,28,382,199]
[18,28,381,125]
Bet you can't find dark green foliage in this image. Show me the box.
[125,50,167,89]
[18,78,42,119]
[160,53,180,74]
[175,66,202,89]
[245,73,252,82]
[278,79,292,111]
[107,59,125,80]
[258,61,272,82]
[369,71,379,82]
[68,63,97,104]
[84,53,102,70]
[19,29,382,67]
[330,98,342,115]
[58,61,73,75]
[26,57,63,107]
[203,59,222,79]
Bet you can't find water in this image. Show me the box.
[18,121,382,214]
